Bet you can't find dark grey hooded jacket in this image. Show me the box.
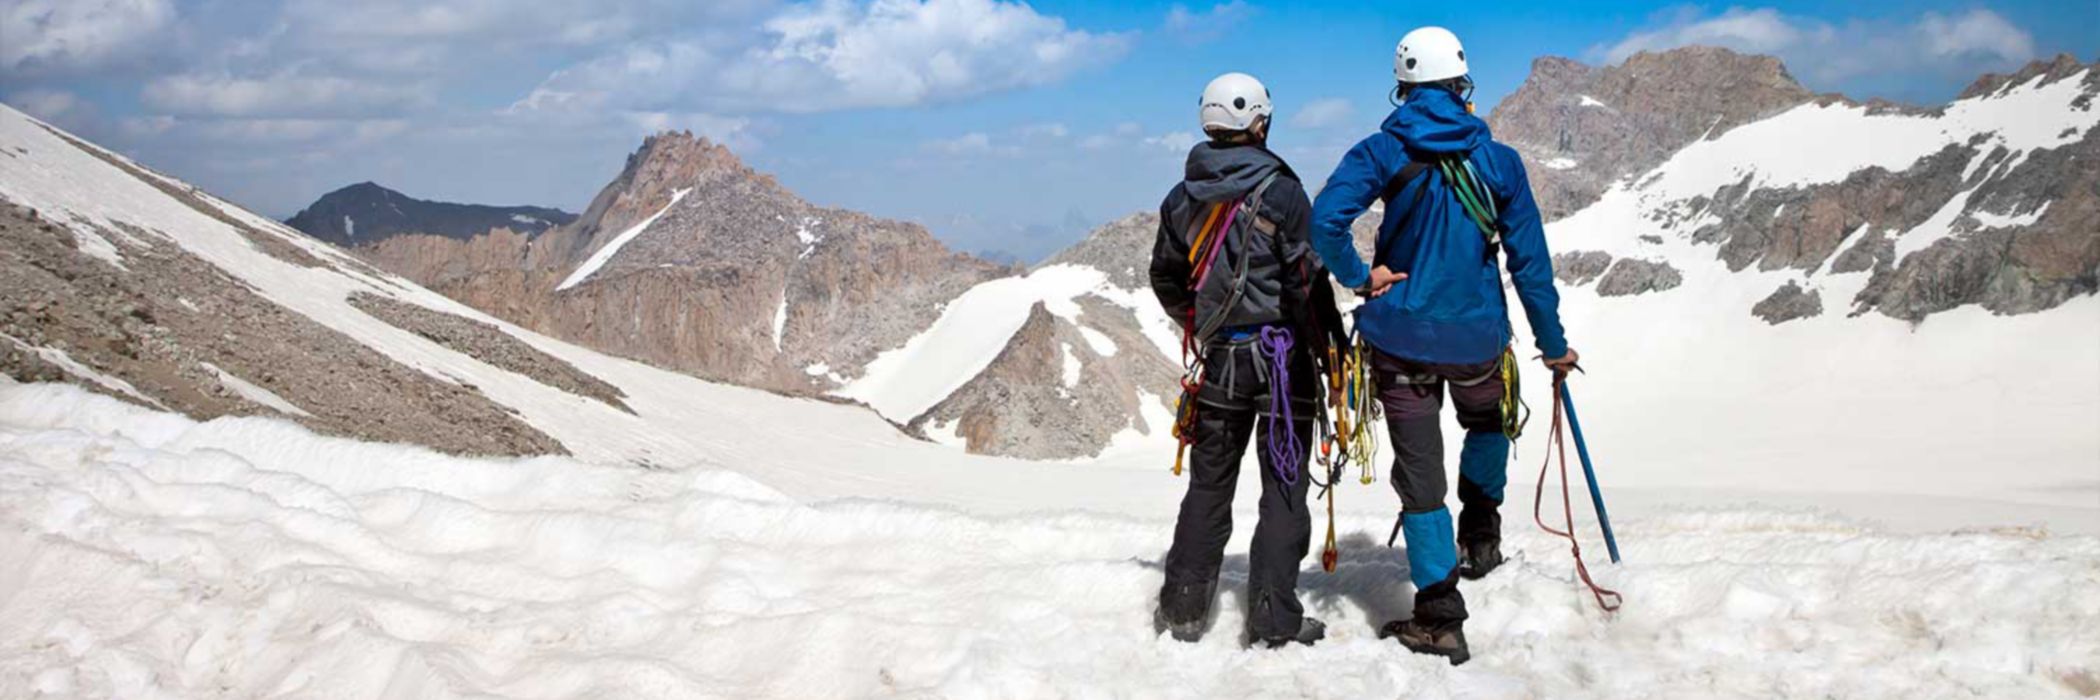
[1150,142,1342,355]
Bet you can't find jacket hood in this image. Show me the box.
[1183,142,1292,201]
[1381,87,1490,155]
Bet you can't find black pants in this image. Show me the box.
[1161,337,1317,640]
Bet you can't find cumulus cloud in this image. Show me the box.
[0,0,174,76]
[1594,6,2041,95]
[625,111,762,152]
[1288,97,1356,130]
[1600,7,1809,63]
[1162,1,1255,45]
[512,0,1131,115]
[1920,9,2036,64]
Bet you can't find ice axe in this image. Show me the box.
[1557,380,1621,564]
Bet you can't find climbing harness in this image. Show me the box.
[1533,368,1623,612]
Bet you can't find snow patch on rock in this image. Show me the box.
[199,361,313,417]
[558,188,691,291]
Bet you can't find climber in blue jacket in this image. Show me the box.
[1308,26,1581,666]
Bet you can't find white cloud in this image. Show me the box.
[7,88,81,122]
[1144,131,1200,153]
[1288,97,1356,130]
[136,117,411,145]
[143,70,428,118]
[1162,2,1255,44]
[1601,7,1808,63]
[625,112,762,152]
[1020,122,1070,140]
[1920,9,2035,64]
[513,0,1131,115]
[0,0,174,76]
[922,131,1023,157]
[1592,7,2040,93]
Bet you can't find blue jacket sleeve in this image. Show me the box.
[1309,135,1398,289]
[1491,147,1570,359]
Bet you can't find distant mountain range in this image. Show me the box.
[258,47,2099,461]
[285,182,575,247]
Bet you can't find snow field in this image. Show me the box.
[2,383,2096,699]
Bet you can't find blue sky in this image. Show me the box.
[4,1,2093,261]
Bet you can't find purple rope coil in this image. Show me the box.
[1259,326,1301,486]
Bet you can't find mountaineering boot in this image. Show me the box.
[1382,569,1470,664]
[1259,617,1326,649]
[1458,538,1504,580]
[1154,579,1217,642]
[1379,619,1470,665]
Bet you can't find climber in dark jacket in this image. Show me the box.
[1150,71,1346,649]
[1308,27,1580,665]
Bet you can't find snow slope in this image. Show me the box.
[4,382,2096,699]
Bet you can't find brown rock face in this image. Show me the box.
[356,131,1006,395]
[0,201,565,457]
[1487,46,1817,220]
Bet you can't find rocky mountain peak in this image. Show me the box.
[566,130,787,248]
[1958,53,2095,100]
[1489,45,1817,220]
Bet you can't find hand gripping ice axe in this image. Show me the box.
[1534,365,1624,611]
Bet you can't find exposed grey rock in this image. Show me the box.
[1853,99,2100,321]
[1595,258,1683,296]
[1831,229,1895,275]
[1038,212,1155,290]
[1752,282,1823,324]
[1554,250,1613,286]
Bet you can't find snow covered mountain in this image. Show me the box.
[1,77,2097,700]
[847,48,2100,460]
[285,181,574,247]
[1530,52,2098,323]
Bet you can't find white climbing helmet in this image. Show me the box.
[1198,72,1273,134]
[1394,26,1468,84]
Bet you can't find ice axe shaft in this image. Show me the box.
[1558,382,1621,564]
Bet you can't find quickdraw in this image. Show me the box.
[1497,346,1531,442]
[1311,328,1383,571]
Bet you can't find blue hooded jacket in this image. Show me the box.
[1309,88,1568,364]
